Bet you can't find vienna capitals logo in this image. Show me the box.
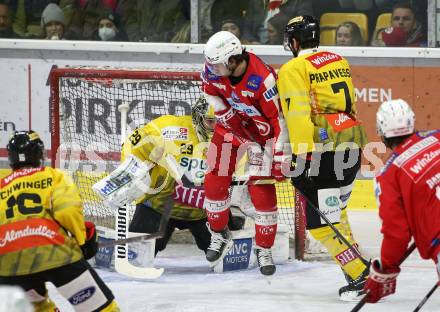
[325,196,339,207]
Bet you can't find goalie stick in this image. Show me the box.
[350,242,416,312]
[112,103,171,280]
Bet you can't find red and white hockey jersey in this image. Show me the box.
[375,130,440,268]
[201,52,289,154]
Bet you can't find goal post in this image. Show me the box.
[49,66,308,260]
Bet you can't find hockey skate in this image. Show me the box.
[255,247,276,276]
[206,225,233,267]
[338,267,369,301]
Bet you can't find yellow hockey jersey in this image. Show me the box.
[121,115,207,221]
[0,167,86,276]
[277,49,368,155]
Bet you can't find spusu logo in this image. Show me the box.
[68,287,96,305]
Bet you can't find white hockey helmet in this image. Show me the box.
[204,31,242,76]
[376,99,415,138]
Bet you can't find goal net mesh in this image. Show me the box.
[50,67,308,259]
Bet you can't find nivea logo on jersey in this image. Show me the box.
[162,127,189,141]
[223,238,252,271]
[68,287,96,305]
[306,52,342,69]
[263,86,278,101]
[246,74,262,91]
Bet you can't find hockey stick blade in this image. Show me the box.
[113,198,173,279]
[350,243,416,312]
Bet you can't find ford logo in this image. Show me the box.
[68,287,96,305]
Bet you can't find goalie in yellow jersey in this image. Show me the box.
[121,97,216,255]
[0,131,119,312]
[277,15,369,301]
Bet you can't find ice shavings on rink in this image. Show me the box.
[47,211,440,312]
[49,243,440,312]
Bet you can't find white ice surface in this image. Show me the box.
[49,211,440,312]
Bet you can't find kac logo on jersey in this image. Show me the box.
[68,287,96,305]
[246,74,262,91]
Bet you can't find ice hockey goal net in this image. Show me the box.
[49,67,310,260]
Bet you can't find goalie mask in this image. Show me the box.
[204,31,242,76]
[192,96,216,142]
[7,130,45,169]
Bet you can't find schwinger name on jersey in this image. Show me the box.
[306,51,342,69]
[161,127,189,141]
[394,136,439,181]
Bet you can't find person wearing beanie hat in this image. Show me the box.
[91,11,128,41]
[41,3,66,40]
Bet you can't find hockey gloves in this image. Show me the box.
[363,258,400,303]
[81,221,98,260]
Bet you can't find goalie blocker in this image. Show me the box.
[92,155,154,209]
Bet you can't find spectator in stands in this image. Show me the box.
[0,1,21,38]
[372,2,426,47]
[265,13,290,45]
[338,0,373,11]
[91,12,127,41]
[41,3,71,39]
[220,17,257,45]
[116,0,186,42]
[242,0,313,44]
[335,21,363,46]
[68,0,117,40]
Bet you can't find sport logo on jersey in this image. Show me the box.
[246,74,262,91]
[162,127,189,141]
[306,52,342,69]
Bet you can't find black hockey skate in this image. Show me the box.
[255,247,276,276]
[206,225,233,267]
[339,267,369,301]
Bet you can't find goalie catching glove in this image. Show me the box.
[363,258,400,303]
[92,155,154,209]
[81,221,98,260]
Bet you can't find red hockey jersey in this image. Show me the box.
[201,52,289,154]
[375,130,440,268]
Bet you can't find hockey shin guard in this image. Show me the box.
[309,225,367,280]
[250,184,277,248]
[204,173,232,232]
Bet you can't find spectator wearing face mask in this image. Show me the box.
[92,12,127,41]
